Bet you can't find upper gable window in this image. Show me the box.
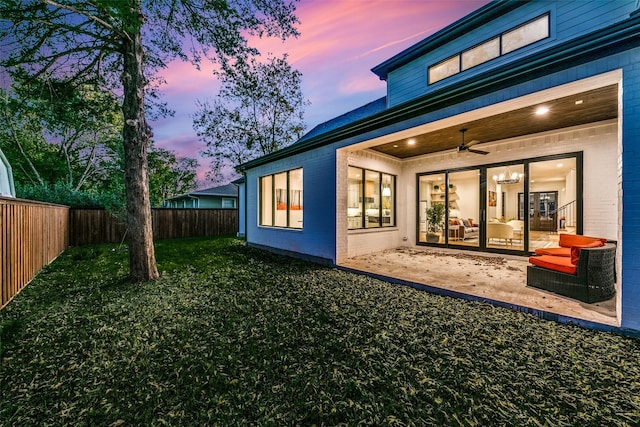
[428,13,550,85]
[502,14,549,54]
[428,56,460,86]
[462,37,500,71]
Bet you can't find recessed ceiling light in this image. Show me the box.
[408,139,416,145]
[557,163,563,167]
[393,144,398,148]
[535,106,550,115]
[575,100,583,105]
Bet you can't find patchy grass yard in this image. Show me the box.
[1,236,639,426]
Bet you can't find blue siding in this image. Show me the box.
[621,54,640,331]
[387,0,636,107]
[246,147,337,263]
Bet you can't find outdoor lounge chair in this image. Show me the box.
[527,242,616,303]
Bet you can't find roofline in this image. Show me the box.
[370,0,528,81]
[237,14,640,172]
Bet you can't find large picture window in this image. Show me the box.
[348,166,396,230]
[260,168,303,229]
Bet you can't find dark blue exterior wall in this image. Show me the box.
[621,51,640,331]
[386,0,636,107]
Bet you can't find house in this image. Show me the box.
[162,183,238,209]
[237,1,640,334]
[0,147,15,198]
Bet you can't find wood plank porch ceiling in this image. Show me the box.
[370,84,618,159]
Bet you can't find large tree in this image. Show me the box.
[193,54,307,184]
[0,0,299,281]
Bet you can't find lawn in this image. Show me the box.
[1,236,639,426]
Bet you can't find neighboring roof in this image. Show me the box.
[236,8,640,172]
[297,97,387,143]
[370,1,526,80]
[165,183,238,201]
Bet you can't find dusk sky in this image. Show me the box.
[151,0,491,185]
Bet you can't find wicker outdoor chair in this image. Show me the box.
[527,242,616,303]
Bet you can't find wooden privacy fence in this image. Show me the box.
[1,204,236,308]
[1,197,69,308]
[69,208,238,246]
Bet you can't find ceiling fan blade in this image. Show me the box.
[468,148,489,155]
[466,139,481,147]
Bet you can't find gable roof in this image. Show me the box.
[165,183,238,201]
[297,97,388,143]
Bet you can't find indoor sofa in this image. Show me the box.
[450,218,479,240]
[527,234,615,303]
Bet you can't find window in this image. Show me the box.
[502,15,549,54]
[428,55,460,86]
[428,13,550,84]
[260,168,303,229]
[348,166,396,230]
[222,198,236,209]
[462,37,500,71]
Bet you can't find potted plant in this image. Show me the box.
[426,203,446,243]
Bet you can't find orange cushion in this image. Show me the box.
[529,255,577,275]
[559,234,607,248]
[535,247,571,257]
[570,241,604,264]
[451,220,459,225]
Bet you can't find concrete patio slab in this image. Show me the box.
[339,247,617,327]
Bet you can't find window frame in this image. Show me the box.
[428,13,550,85]
[259,168,303,229]
[348,166,397,230]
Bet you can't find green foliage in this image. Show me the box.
[426,203,446,232]
[15,182,125,209]
[147,147,197,207]
[0,77,123,192]
[1,237,640,425]
[194,54,308,183]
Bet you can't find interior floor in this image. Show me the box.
[420,227,576,252]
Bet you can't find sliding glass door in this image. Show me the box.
[486,163,524,251]
[418,173,446,244]
[417,153,580,254]
[527,157,578,252]
[448,169,480,248]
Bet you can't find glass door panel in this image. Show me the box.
[418,173,446,244]
[528,158,576,252]
[486,164,524,251]
[448,169,480,247]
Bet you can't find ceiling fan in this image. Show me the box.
[457,128,489,155]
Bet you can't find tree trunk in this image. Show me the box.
[121,17,159,282]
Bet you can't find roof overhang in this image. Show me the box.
[237,14,640,172]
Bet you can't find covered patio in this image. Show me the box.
[339,247,617,327]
